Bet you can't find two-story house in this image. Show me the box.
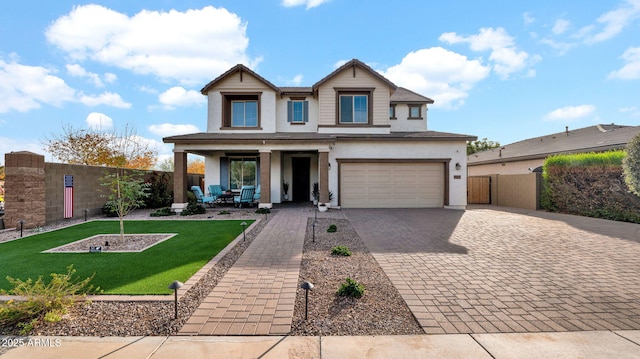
[164,59,475,209]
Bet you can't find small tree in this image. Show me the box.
[623,133,640,197]
[101,170,150,240]
[467,137,501,155]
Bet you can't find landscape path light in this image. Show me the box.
[18,220,25,237]
[168,280,183,319]
[241,221,247,241]
[312,221,317,243]
[300,281,314,320]
[84,209,89,221]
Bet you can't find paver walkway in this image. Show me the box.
[179,208,307,335]
[345,207,640,335]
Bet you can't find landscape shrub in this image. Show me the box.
[179,202,206,216]
[337,277,365,298]
[327,224,337,233]
[255,208,271,214]
[144,172,173,209]
[101,201,118,217]
[542,151,640,223]
[0,265,97,334]
[331,245,351,256]
[150,207,174,217]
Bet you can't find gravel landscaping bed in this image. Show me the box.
[290,218,423,336]
[0,208,423,336]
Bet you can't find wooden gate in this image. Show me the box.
[467,176,491,204]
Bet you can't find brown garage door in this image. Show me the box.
[340,162,444,208]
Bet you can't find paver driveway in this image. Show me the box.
[345,206,640,334]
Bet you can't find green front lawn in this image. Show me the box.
[0,220,253,295]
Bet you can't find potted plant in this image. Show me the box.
[311,182,319,205]
[283,181,289,201]
[318,202,328,212]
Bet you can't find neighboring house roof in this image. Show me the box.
[312,59,397,91]
[468,124,640,165]
[200,64,281,95]
[164,131,476,145]
[391,87,435,104]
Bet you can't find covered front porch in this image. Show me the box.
[165,134,335,210]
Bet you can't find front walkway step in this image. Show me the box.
[179,210,307,335]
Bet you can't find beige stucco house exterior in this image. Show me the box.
[164,59,475,210]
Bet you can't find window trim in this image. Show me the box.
[408,104,423,120]
[287,97,309,124]
[221,92,262,129]
[334,87,374,125]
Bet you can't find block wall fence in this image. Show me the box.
[3,151,202,229]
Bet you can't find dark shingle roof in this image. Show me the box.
[391,87,434,104]
[468,124,640,165]
[312,59,396,91]
[200,64,280,95]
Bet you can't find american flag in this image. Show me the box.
[64,175,73,218]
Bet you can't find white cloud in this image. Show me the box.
[333,59,349,69]
[291,74,304,85]
[539,38,576,55]
[579,0,640,44]
[281,0,331,9]
[620,106,640,117]
[439,27,538,79]
[158,87,206,109]
[552,19,571,35]
[149,123,200,137]
[523,12,535,25]
[85,112,114,130]
[544,105,597,121]
[381,47,490,109]
[608,46,640,80]
[66,64,104,87]
[79,92,132,108]
[46,5,260,85]
[104,73,117,84]
[0,57,76,113]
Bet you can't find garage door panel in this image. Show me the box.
[341,162,444,208]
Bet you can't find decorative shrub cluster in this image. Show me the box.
[218,210,231,215]
[255,207,271,214]
[0,265,97,334]
[179,202,206,216]
[101,201,118,217]
[542,151,640,223]
[336,277,365,298]
[150,207,174,217]
[331,245,351,256]
[326,224,337,233]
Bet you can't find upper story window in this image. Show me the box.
[340,95,368,123]
[287,99,309,123]
[389,104,397,120]
[408,104,422,119]
[334,88,373,125]
[221,92,261,129]
[232,101,258,127]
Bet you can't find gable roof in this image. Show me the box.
[312,59,397,91]
[391,87,434,104]
[468,124,640,165]
[200,64,280,95]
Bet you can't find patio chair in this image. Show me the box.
[208,185,223,202]
[234,185,256,208]
[253,185,261,202]
[190,186,214,207]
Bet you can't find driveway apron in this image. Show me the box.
[345,207,640,334]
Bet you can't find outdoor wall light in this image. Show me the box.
[300,281,314,320]
[168,280,184,319]
[18,219,25,237]
[240,221,247,241]
[455,162,462,170]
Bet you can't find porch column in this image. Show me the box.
[319,150,329,204]
[259,150,272,208]
[173,151,188,205]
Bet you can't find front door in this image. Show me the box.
[292,157,310,202]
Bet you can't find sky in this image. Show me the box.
[1,0,639,166]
